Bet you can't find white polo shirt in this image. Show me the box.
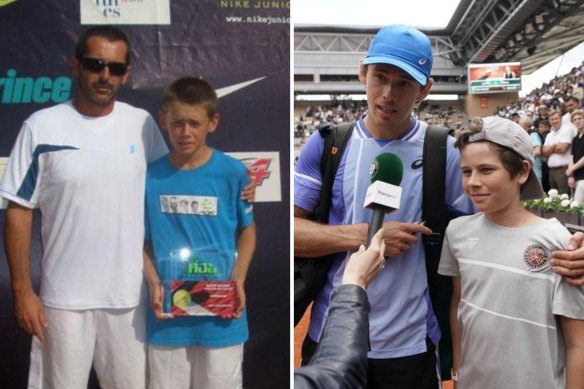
[544,124,573,168]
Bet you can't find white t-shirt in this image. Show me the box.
[0,101,168,309]
[563,112,578,138]
[439,214,584,388]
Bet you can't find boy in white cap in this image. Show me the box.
[295,24,474,388]
[439,116,584,388]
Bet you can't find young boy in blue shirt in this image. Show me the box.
[143,77,256,389]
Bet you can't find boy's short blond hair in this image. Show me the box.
[571,109,584,122]
[161,77,218,119]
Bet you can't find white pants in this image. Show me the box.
[575,179,584,204]
[28,306,146,389]
[148,343,243,389]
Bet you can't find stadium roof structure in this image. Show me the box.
[447,0,584,74]
[294,0,584,95]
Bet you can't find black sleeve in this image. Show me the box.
[294,284,370,389]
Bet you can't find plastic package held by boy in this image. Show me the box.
[170,280,236,317]
[159,247,236,317]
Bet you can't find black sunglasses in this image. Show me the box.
[79,57,128,76]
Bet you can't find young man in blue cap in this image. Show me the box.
[294,24,473,388]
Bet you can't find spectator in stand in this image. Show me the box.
[551,89,565,109]
[543,110,573,195]
[511,112,521,124]
[565,96,581,121]
[534,105,550,130]
[538,119,551,141]
[537,119,552,192]
[567,109,584,203]
[520,116,543,182]
[558,103,578,138]
[573,81,584,101]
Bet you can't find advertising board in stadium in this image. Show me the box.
[468,62,522,94]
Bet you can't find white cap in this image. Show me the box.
[467,116,544,200]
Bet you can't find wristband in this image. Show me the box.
[451,369,458,382]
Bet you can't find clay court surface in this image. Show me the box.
[294,306,454,388]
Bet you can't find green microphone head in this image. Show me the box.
[369,152,404,185]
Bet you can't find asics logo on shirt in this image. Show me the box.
[411,157,423,170]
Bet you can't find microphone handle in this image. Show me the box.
[367,206,385,247]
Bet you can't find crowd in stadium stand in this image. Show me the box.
[294,100,467,137]
[497,62,584,199]
[295,62,584,199]
[497,62,584,120]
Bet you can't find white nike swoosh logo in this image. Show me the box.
[216,77,266,98]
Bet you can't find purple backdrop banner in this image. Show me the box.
[0,1,290,388]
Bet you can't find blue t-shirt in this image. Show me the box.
[145,149,254,347]
[530,132,543,181]
[294,117,475,359]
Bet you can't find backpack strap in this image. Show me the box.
[293,122,356,326]
[422,125,453,262]
[311,122,356,223]
[422,124,455,381]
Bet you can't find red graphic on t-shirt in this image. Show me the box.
[523,244,549,269]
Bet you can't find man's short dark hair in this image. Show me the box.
[567,96,580,105]
[161,77,218,119]
[538,119,550,128]
[75,26,131,65]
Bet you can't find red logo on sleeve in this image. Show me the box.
[242,158,272,186]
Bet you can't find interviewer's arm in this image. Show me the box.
[294,230,385,389]
[293,284,370,389]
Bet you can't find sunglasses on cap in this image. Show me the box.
[79,57,128,76]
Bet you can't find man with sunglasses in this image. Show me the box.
[0,26,168,388]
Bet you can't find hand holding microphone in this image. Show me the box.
[363,153,431,252]
[342,228,386,288]
[363,152,404,246]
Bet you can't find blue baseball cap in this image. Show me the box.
[363,24,433,86]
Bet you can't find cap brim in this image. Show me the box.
[521,169,545,200]
[362,56,427,85]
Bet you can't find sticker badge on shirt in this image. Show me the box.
[523,244,550,270]
[160,195,218,216]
